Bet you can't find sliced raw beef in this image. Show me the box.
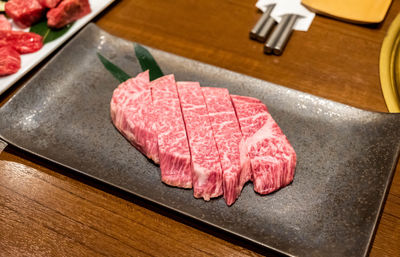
[202,87,251,205]
[0,46,21,76]
[47,0,91,29]
[110,70,159,163]
[177,82,223,200]
[231,95,296,195]
[151,75,192,188]
[39,0,62,8]
[0,15,12,31]
[0,31,43,54]
[231,95,269,132]
[5,0,45,28]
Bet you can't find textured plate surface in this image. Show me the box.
[1,24,400,257]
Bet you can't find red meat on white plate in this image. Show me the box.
[0,46,21,76]
[47,0,91,29]
[0,14,12,31]
[0,30,43,54]
[5,0,45,28]
[39,0,62,8]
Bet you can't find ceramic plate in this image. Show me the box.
[1,24,400,257]
[380,13,400,113]
[0,0,115,95]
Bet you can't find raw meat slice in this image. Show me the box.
[0,31,43,54]
[39,0,62,8]
[231,95,296,195]
[0,46,21,76]
[0,15,12,31]
[231,95,269,133]
[151,75,192,188]
[110,70,159,163]
[47,0,91,29]
[177,82,223,200]
[5,0,45,28]
[202,87,251,205]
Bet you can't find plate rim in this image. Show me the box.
[380,13,400,113]
[0,0,116,96]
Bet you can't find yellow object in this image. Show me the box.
[380,13,400,113]
[301,0,392,24]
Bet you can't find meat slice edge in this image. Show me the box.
[202,87,251,205]
[0,46,21,76]
[47,0,91,29]
[151,75,192,188]
[5,0,45,28]
[177,82,223,200]
[231,95,296,194]
[39,0,62,8]
[110,70,159,163]
[0,31,43,54]
[0,15,12,31]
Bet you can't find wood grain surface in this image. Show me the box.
[1,0,400,256]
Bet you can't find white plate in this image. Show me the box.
[0,0,115,95]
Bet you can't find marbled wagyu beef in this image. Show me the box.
[177,82,223,200]
[202,87,251,205]
[110,71,297,205]
[150,75,192,188]
[110,71,159,164]
[231,95,296,195]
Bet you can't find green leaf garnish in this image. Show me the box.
[134,43,163,81]
[30,20,73,44]
[97,44,163,83]
[97,52,131,83]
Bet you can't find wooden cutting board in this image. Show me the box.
[301,0,392,24]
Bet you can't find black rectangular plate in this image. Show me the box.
[1,24,399,257]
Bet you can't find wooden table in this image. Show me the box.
[1,1,399,256]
